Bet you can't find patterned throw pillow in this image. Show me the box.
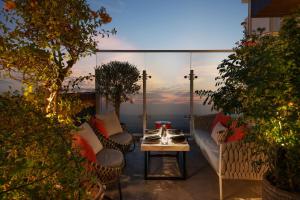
[90,117,109,139]
[211,122,228,145]
[78,122,103,154]
[210,112,231,132]
[226,120,246,142]
[96,112,123,137]
[72,134,96,163]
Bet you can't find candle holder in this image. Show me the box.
[161,125,168,145]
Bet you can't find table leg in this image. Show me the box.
[182,151,186,179]
[176,151,180,164]
[144,151,187,180]
[144,151,148,180]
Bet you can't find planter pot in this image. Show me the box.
[262,175,300,200]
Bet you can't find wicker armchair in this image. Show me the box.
[91,113,135,154]
[80,180,106,200]
[193,114,267,200]
[88,126,125,186]
[93,126,135,153]
[77,122,125,200]
[81,158,123,200]
[89,158,124,200]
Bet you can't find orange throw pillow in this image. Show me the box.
[90,117,109,139]
[211,112,231,132]
[226,120,246,142]
[72,134,96,163]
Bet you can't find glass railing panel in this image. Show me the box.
[96,53,145,134]
[145,53,190,133]
[76,51,234,134]
[192,52,232,116]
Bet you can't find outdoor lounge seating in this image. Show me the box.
[193,114,268,200]
[89,112,135,154]
[77,122,124,200]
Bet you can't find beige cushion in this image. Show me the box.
[96,112,123,136]
[78,122,103,154]
[110,132,133,145]
[96,148,124,167]
[211,122,228,145]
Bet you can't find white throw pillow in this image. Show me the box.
[96,112,123,137]
[211,122,228,145]
[78,122,103,154]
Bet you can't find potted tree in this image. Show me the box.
[197,10,300,199]
[95,61,141,118]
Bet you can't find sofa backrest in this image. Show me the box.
[194,114,217,132]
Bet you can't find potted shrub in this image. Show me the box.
[95,61,141,118]
[197,10,300,199]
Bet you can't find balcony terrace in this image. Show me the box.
[73,50,264,200]
[1,1,299,200]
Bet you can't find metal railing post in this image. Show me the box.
[190,69,194,135]
[142,70,151,135]
[143,70,147,134]
[95,68,101,115]
[185,69,197,135]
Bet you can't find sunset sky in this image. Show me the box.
[0,0,248,115]
[73,0,247,111]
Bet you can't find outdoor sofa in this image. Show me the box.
[193,114,268,200]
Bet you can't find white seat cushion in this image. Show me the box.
[194,129,219,172]
[78,122,103,154]
[96,112,123,136]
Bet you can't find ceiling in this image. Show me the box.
[252,0,300,17]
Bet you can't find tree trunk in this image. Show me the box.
[115,103,120,119]
[105,94,109,112]
[114,94,121,119]
[45,74,64,114]
[46,89,58,114]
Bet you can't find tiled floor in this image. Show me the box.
[105,140,262,200]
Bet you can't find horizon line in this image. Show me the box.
[96,49,235,53]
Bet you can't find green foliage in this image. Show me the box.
[0,0,115,113]
[196,10,300,192]
[0,1,112,198]
[21,85,87,125]
[74,106,96,126]
[0,93,94,199]
[95,61,141,118]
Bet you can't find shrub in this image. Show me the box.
[196,9,300,192]
[0,93,92,199]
